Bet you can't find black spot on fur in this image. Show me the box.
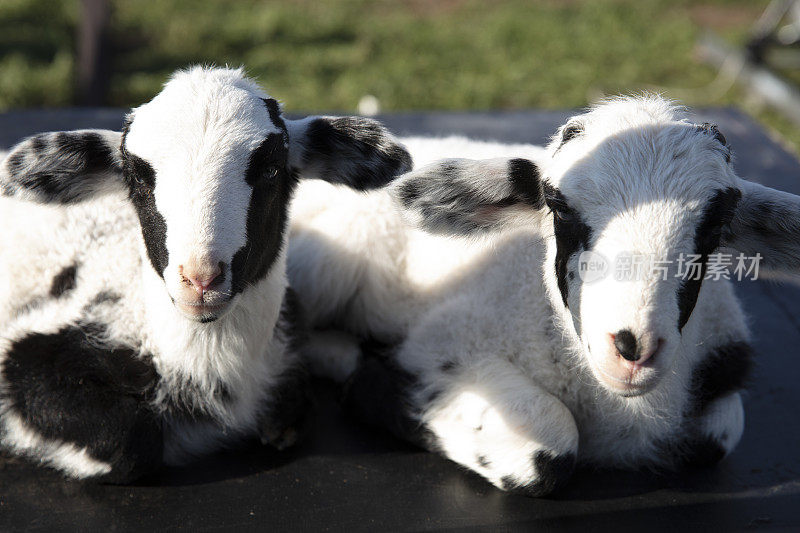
[300,117,412,190]
[677,188,741,330]
[231,132,295,296]
[49,264,78,298]
[544,184,592,308]
[121,119,168,278]
[690,341,752,416]
[477,455,491,468]
[500,451,576,497]
[1,323,162,483]
[508,158,543,208]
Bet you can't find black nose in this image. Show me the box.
[614,329,639,361]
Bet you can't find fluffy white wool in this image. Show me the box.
[287,96,783,492]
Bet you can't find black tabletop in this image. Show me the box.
[0,108,798,532]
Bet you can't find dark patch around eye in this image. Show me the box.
[676,187,741,331]
[231,132,295,295]
[245,133,287,186]
[121,118,168,278]
[544,183,592,308]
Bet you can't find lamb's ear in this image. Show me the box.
[0,129,123,204]
[723,179,800,275]
[285,116,412,190]
[388,157,544,235]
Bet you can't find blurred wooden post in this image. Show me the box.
[77,0,110,106]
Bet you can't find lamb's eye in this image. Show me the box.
[265,165,280,179]
[125,168,145,187]
[553,208,574,222]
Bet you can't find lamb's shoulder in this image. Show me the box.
[400,230,557,378]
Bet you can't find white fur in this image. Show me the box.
[0,66,409,479]
[288,97,763,493]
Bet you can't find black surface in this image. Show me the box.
[1,108,800,532]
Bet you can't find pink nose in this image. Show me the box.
[179,262,223,295]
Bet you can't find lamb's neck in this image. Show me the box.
[140,264,288,387]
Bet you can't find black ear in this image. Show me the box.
[388,157,545,235]
[555,121,584,152]
[696,122,731,163]
[723,178,800,277]
[1,129,123,204]
[286,116,412,190]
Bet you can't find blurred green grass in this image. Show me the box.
[3,0,799,150]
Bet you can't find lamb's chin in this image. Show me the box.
[173,300,231,322]
[592,365,661,398]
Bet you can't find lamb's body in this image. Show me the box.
[290,123,753,493]
[0,66,411,481]
[0,193,292,472]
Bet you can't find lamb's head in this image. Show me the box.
[0,66,411,323]
[389,95,800,398]
[539,96,741,396]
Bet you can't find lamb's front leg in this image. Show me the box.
[419,359,579,495]
[344,351,579,496]
[257,365,313,451]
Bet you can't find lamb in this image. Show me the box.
[0,66,411,482]
[287,95,796,496]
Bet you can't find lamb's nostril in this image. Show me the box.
[638,337,664,365]
[613,329,639,361]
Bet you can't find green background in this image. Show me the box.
[3,0,797,149]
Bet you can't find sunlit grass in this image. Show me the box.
[4,0,799,151]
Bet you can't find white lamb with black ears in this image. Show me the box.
[0,66,411,482]
[288,95,797,496]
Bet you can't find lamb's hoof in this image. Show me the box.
[498,451,576,497]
